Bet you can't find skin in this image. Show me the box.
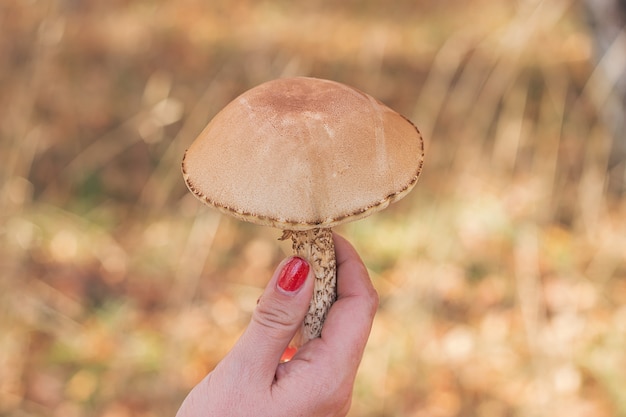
[176,233,379,417]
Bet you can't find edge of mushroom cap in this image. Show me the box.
[181,115,424,231]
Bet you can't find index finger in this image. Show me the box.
[320,233,379,368]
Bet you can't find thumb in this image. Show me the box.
[226,256,314,384]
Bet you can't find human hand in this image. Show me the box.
[176,233,379,417]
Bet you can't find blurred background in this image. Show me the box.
[2,0,626,416]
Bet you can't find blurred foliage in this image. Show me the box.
[1,0,626,416]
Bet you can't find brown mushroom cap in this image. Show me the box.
[182,77,424,231]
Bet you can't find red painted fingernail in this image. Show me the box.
[277,257,310,293]
[280,346,298,363]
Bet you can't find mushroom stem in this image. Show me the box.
[281,228,336,345]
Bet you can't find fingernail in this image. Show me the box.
[277,257,310,293]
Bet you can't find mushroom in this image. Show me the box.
[182,77,424,345]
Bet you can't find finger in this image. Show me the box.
[320,233,379,368]
[223,256,315,386]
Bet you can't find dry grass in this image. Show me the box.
[1,0,626,416]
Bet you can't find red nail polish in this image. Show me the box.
[277,257,310,293]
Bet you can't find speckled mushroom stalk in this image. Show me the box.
[281,228,336,344]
